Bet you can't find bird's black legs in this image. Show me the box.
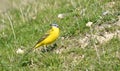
[41,43,58,53]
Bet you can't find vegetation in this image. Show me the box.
[0,0,120,71]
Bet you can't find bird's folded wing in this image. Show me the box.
[35,29,52,45]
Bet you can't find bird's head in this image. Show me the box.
[50,23,59,28]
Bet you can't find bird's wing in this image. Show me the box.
[35,28,52,46]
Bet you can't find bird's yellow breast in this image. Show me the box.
[41,26,59,45]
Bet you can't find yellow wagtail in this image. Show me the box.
[34,23,60,48]
[19,24,59,64]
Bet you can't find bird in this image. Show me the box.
[23,24,59,57]
[34,23,60,49]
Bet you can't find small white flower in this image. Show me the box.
[61,37,65,40]
[103,11,109,15]
[16,48,24,54]
[58,14,65,19]
[86,22,93,27]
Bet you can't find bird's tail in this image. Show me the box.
[24,47,34,56]
[19,41,42,66]
[33,42,43,48]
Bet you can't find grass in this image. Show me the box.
[0,0,120,71]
